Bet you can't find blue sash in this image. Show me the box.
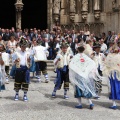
[54,65,68,91]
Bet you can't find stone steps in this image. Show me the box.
[46,60,54,71]
[9,60,55,71]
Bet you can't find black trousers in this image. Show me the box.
[5,66,9,76]
[35,61,47,75]
[14,66,29,92]
[54,67,69,90]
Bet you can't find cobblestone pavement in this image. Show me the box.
[0,71,120,120]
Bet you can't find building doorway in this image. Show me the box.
[22,0,47,30]
[0,0,16,29]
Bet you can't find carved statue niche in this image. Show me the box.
[69,0,76,22]
[94,0,101,19]
[112,0,119,12]
[82,0,88,11]
[53,0,61,22]
[81,0,88,20]
[112,0,116,9]
[61,0,66,15]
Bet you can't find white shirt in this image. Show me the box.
[75,43,78,49]
[101,43,107,52]
[9,41,16,49]
[56,43,60,49]
[33,45,48,61]
[45,42,49,49]
[20,51,26,66]
[94,53,105,71]
[2,52,10,66]
[63,53,67,66]
[72,34,76,42]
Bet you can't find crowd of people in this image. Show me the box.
[0,26,120,110]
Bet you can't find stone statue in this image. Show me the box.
[112,0,116,7]
[94,0,101,19]
[17,0,22,3]
[70,0,76,21]
[82,0,88,11]
[94,0,100,10]
[70,0,76,13]
[53,0,61,22]
[53,0,61,14]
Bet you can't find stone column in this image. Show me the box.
[61,0,66,15]
[60,0,68,25]
[15,0,24,29]
[76,0,82,14]
[74,0,82,24]
[50,0,53,30]
[17,11,22,29]
[119,0,120,6]
[94,0,101,19]
[47,0,53,30]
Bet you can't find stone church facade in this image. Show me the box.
[16,0,120,34]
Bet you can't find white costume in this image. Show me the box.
[0,53,7,91]
[33,45,48,62]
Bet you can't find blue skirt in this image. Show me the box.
[29,57,36,72]
[109,72,120,100]
[75,86,92,98]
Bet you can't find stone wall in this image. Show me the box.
[47,0,120,34]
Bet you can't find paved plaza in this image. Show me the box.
[0,71,120,120]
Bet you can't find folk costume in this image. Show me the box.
[0,44,6,91]
[69,46,101,109]
[52,43,72,99]
[33,40,49,83]
[2,51,10,84]
[14,37,31,101]
[103,47,120,109]
[93,43,105,96]
[9,43,22,79]
[84,43,93,57]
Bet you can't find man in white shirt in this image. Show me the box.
[44,38,50,50]
[52,43,72,99]
[14,37,31,102]
[93,43,105,98]
[53,37,60,58]
[33,39,49,83]
[100,39,107,53]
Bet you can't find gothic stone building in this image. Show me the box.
[0,0,120,34]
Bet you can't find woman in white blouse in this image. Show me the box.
[7,35,17,53]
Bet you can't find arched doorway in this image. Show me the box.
[0,0,16,28]
[22,0,47,30]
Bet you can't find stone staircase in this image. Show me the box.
[9,60,55,71]
[46,60,54,71]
